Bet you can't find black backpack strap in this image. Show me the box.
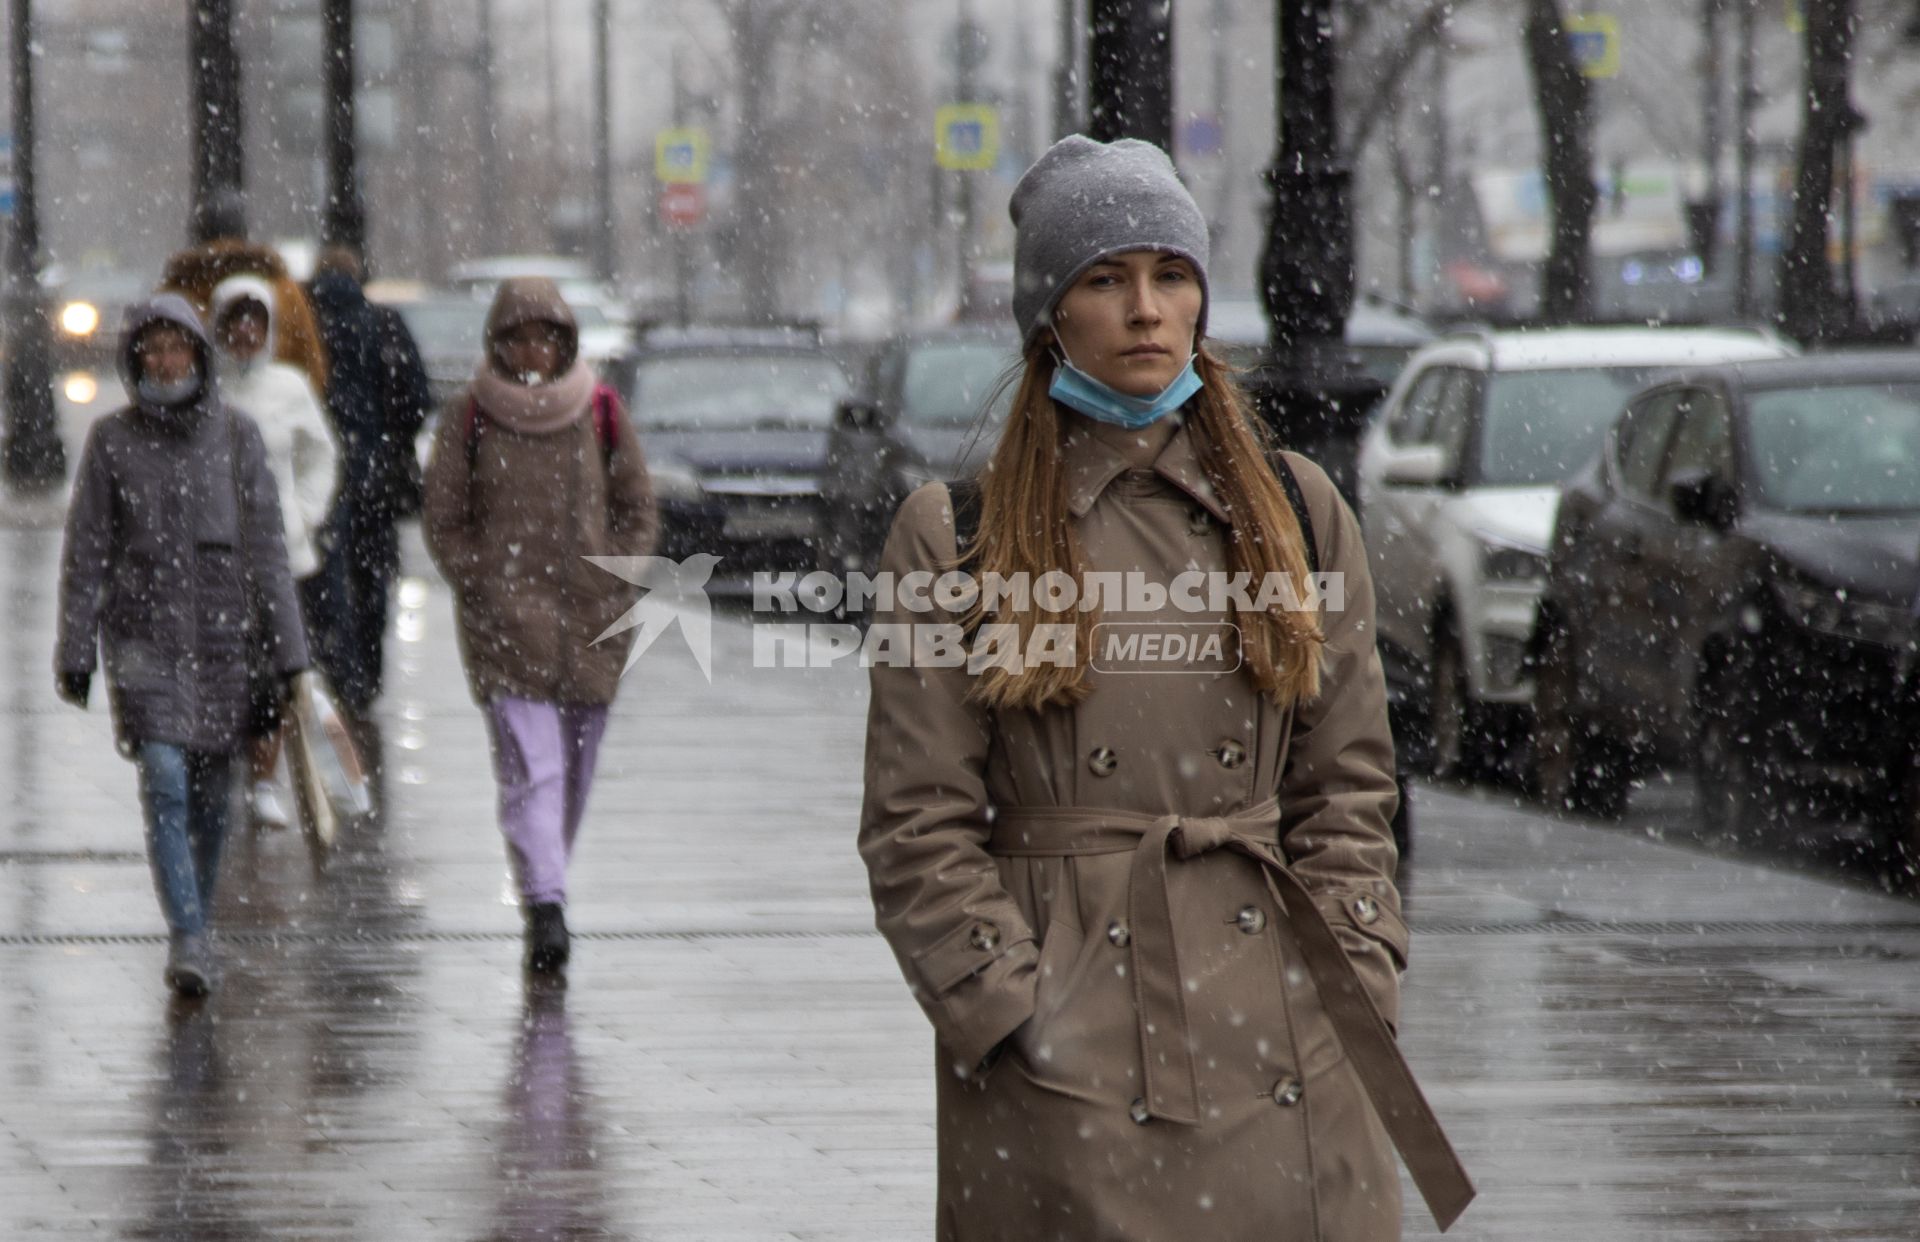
[948,477,983,555]
[1266,448,1319,578]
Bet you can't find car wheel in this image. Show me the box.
[1531,619,1629,818]
[1428,626,1483,782]
[1695,695,1772,841]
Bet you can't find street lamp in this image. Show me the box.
[3,0,64,490]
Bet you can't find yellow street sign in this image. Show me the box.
[1568,14,1621,79]
[655,129,710,185]
[935,104,999,171]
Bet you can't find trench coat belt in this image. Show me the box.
[989,797,1476,1232]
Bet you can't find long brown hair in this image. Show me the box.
[958,339,1324,712]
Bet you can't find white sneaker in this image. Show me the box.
[250,780,290,829]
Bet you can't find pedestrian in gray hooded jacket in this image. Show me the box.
[55,294,309,997]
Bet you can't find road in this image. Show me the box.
[0,493,1914,1239]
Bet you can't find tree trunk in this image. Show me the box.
[188,0,245,242]
[1779,0,1858,342]
[1522,0,1597,324]
[731,3,781,320]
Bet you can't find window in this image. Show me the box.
[1616,390,1683,501]
[1476,367,1657,486]
[1387,367,1453,444]
[1657,388,1734,491]
[1745,382,1920,513]
[899,341,1018,426]
[1425,370,1480,471]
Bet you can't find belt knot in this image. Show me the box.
[1169,815,1235,859]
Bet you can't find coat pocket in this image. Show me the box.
[1011,918,1137,1104]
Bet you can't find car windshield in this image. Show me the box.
[1479,367,1658,486]
[900,341,1017,425]
[393,301,488,358]
[634,353,852,430]
[1745,383,1920,513]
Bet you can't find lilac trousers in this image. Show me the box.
[484,696,611,906]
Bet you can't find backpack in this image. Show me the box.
[463,384,621,468]
[947,446,1318,576]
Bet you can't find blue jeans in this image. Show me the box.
[135,744,236,936]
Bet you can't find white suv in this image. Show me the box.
[1356,327,1792,777]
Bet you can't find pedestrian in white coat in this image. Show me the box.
[211,274,341,827]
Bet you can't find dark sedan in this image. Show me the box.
[1529,354,1920,860]
[606,331,854,581]
[816,327,1018,580]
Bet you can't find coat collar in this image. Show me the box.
[1063,415,1230,523]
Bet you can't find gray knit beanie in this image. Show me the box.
[1010,135,1210,346]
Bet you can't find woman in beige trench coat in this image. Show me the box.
[858,136,1473,1241]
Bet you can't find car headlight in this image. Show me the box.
[1477,533,1549,581]
[650,460,703,504]
[59,300,100,338]
[1771,579,1911,648]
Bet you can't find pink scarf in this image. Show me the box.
[470,357,596,435]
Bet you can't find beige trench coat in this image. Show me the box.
[859,421,1471,1240]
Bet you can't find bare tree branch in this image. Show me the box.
[1342,0,1458,160]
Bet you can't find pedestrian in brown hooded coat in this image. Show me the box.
[858,136,1474,1240]
[423,277,657,975]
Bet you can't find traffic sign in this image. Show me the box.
[935,104,999,172]
[660,182,706,229]
[655,128,710,185]
[1567,14,1620,79]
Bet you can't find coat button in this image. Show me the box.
[1235,906,1267,935]
[1129,1097,1152,1125]
[1353,896,1380,925]
[969,922,1000,952]
[1214,739,1247,769]
[1271,1076,1304,1107]
[1107,920,1131,947]
[1088,747,1118,777]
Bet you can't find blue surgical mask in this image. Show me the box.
[1049,347,1203,430]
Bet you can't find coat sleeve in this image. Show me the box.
[237,416,310,676]
[602,387,658,558]
[1275,454,1408,1031]
[858,483,1038,1076]
[55,420,116,678]
[421,393,483,595]
[289,373,341,544]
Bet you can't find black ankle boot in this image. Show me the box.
[525,902,570,974]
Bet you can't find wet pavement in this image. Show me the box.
[3,476,1918,1238]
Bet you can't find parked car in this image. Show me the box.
[1206,294,1436,386]
[816,326,1019,582]
[1530,353,1920,858]
[604,327,855,580]
[1355,326,1793,778]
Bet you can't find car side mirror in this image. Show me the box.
[1380,443,1452,487]
[836,398,885,432]
[1669,470,1737,530]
